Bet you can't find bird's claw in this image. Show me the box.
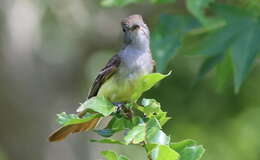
[113,102,125,113]
[112,102,133,119]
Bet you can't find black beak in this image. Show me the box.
[130,24,140,31]
[122,23,140,32]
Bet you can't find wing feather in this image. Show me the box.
[87,54,121,99]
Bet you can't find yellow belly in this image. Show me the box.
[97,74,140,102]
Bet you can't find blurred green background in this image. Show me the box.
[0,0,260,160]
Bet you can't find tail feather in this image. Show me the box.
[48,118,100,142]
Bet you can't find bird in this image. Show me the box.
[48,14,155,142]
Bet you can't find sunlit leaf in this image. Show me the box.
[77,96,115,116]
[146,117,161,131]
[91,138,125,145]
[101,0,144,7]
[170,139,197,152]
[147,129,170,146]
[145,117,170,153]
[138,99,171,126]
[141,98,161,117]
[130,72,171,101]
[141,72,171,91]
[151,145,179,160]
[107,117,133,130]
[57,112,101,126]
[101,150,129,160]
[171,139,205,160]
[124,123,146,144]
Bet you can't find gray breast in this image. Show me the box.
[118,46,153,78]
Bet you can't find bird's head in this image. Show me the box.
[121,14,150,48]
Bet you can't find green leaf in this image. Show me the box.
[57,112,101,126]
[181,23,241,56]
[150,0,176,3]
[215,51,233,91]
[107,117,133,130]
[156,111,171,126]
[231,21,260,93]
[139,99,171,126]
[170,139,197,153]
[91,138,125,145]
[77,96,115,116]
[145,118,170,153]
[171,139,205,160]
[151,15,200,72]
[193,53,224,85]
[181,5,252,56]
[186,0,214,21]
[141,98,161,117]
[146,129,170,146]
[141,72,171,91]
[186,0,224,28]
[94,129,118,137]
[212,4,260,92]
[124,123,146,144]
[181,4,260,92]
[146,117,161,131]
[151,145,179,160]
[131,116,145,126]
[130,72,171,101]
[101,150,129,160]
[101,0,143,7]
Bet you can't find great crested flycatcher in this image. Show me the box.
[49,14,155,142]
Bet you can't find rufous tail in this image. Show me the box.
[48,118,100,142]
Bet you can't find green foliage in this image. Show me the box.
[151,145,179,160]
[186,0,225,29]
[57,112,101,126]
[124,123,146,144]
[151,15,200,72]
[53,72,205,160]
[150,0,176,3]
[181,4,260,92]
[101,150,129,160]
[101,0,260,92]
[130,71,171,101]
[101,0,144,7]
[186,0,214,23]
[138,98,171,125]
[77,96,115,116]
[171,140,205,160]
[91,138,125,144]
[215,52,233,90]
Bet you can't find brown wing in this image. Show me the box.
[48,55,121,142]
[87,54,121,99]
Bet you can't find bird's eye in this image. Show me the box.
[122,28,126,32]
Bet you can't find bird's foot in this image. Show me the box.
[113,102,125,113]
[113,102,133,119]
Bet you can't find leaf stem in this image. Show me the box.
[143,142,152,160]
